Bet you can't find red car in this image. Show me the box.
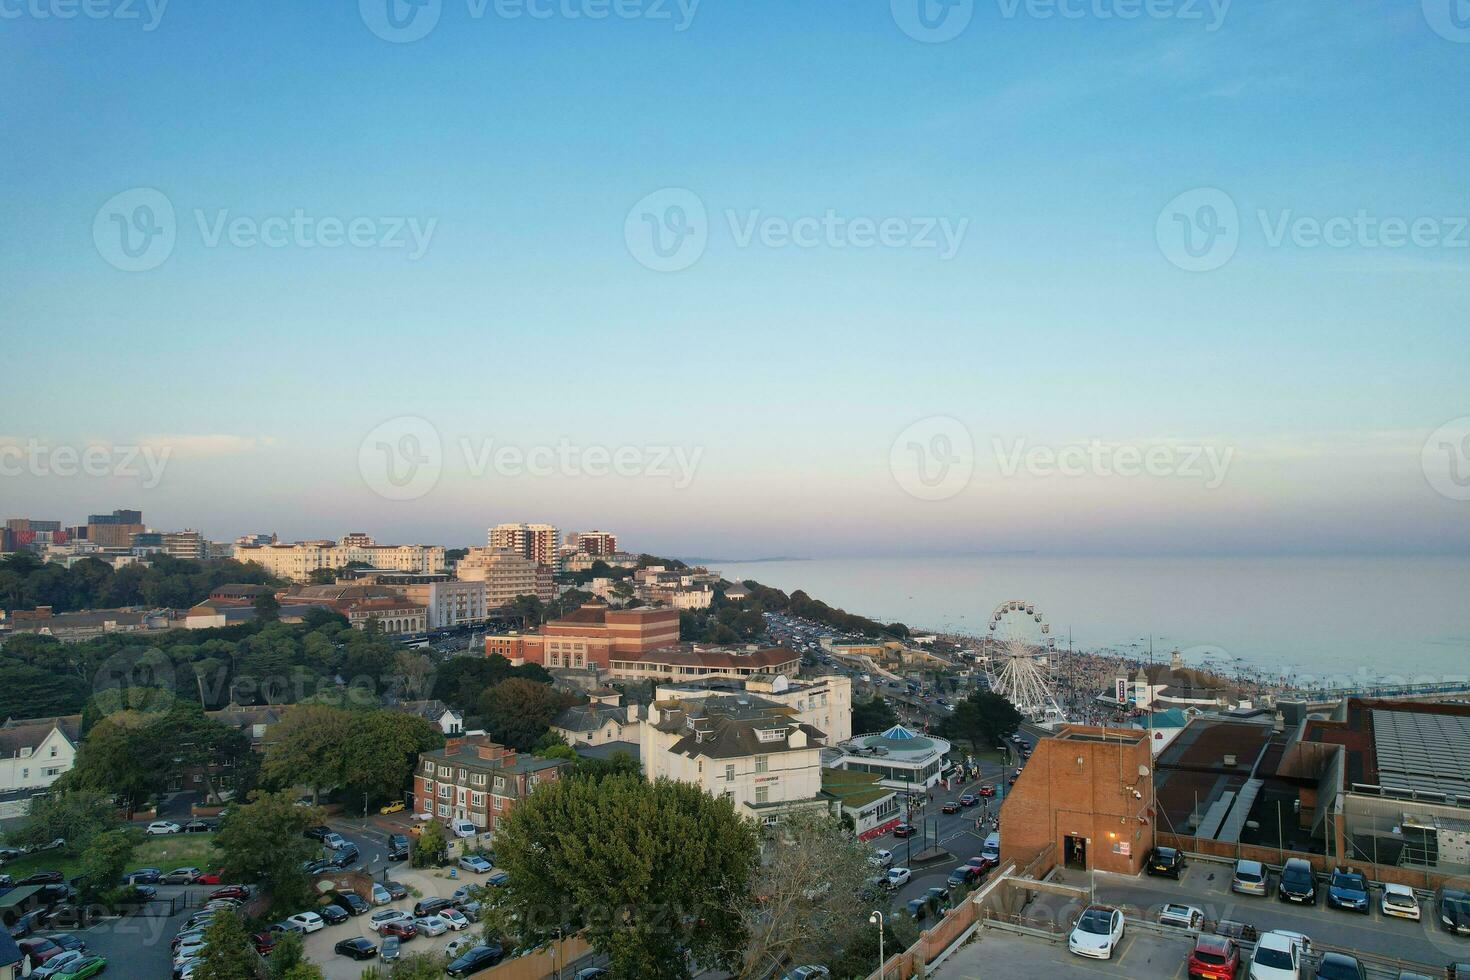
[958,794,979,807]
[251,932,277,956]
[197,869,224,884]
[965,855,998,875]
[978,785,996,797]
[378,920,418,941]
[892,823,917,838]
[1186,935,1239,980]
[18,938,63,965]
[210,885,251,901]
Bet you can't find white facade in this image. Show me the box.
[656,673,853,745]
[0,725,76,798]
[236,541,446,582]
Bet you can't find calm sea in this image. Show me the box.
[718,556,1470,687]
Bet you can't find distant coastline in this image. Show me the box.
[680,556,810,565]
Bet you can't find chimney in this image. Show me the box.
[444,737,464,757]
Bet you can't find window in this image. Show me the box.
[43,766,63,777]
[697,761,703,774]
[437,803,449,817]
[471,793,484,806]
[755,786,769,804]
[472,773,487,786]
[49,746,58,757]
[494,776,505,790]
[754,755,769,774]
[457,768,467,781]
[438,785,451,798]
[724,764,735,781]
[756,728,785,743]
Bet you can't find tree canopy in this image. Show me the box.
[478,678,579,751]
[940,690,1023,749]
[260,704,442,809]
[214,791,323,915]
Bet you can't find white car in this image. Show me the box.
[451,819,477,838]
[146,821,182,835]
[286,911,325,933]
[173,941,208,965]
[1067,905,1125,959]
[370,883,391,905]
[1249,930,1309,980]
[414,914,449,936]
[886,867,911,889]
[444,937,477,960]
[370,909,412,933]
[440,908,470,930]
[1157,903,1204,930]
[33,951,88,978]
[869,849,894,869]
[1381,882,1421,920]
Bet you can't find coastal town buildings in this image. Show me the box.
[0,717,79,817]
[564,530,617,556]
[654,672,852,744]
[551,688,643,747]
[828,724,952,792]
[234,537,447,582]
[487,523,560,570]
[453,547,555,605]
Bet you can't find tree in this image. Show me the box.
[280,966,324,980]
[941,690,1022,749]
[729,808,872,977]
[851,696,899,736]
[411,820,445,869]
[825,914,918,979]
[262,705,441,811]
[259,705,353,801]
[430,655,549,713]
[11,790,117,852]
[341,711,442,811]
[479,678,578,751]
[0,658,89,719]
[214,791,322,915]
[267,930,309,978]
[492,774,757,979]
[359,953,449,979]
[76,829,136,901]
[193,910,260,980]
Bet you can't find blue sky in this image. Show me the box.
[2,0,1468,557]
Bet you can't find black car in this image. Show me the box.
[892,823,917,838]
[385,880,409,900]
[414,897,452,918]
[447,943,505,977]
[303,859,334,876]
[1438,887,1470,934]
[1146,847,1186,879]
[332,891,369,916]
[1314,951,1365,979]
[182,819,214,834]
[304,825,332,841]
[334,937,379,961]
[18,871,63,885]
[387,834,410,861]
[1278,858,1317,904]
[48,932,85,953]
[123,868,161,885]
[329,846,361,869]
[318,903,349,925]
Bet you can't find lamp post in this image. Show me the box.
[869,910,885,980]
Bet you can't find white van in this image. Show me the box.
[981,832,1000,862]
[451,819,477,839]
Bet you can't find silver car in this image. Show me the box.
[1232,858,1268,896]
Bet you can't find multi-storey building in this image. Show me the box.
[606,645,803,683]
[565,530,617,556]
[488,523,560,570]
[162,529,206,560]
[487,604,681,670]
[642,695,828,825]
[551,689,643,747]
[0,717,80,816]
[655,672,852,744]
[235,538,446,582]
[414,736,569,832]
[454,547,555,606]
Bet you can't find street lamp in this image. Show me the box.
[868,910,885,980]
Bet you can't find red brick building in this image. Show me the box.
[413,735,568,832]
[999,726,1155,876]
[486,604,681,670]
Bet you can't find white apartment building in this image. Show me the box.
[393,579,489,629]
[655,672,853,745]
[551,690,643,747]
[642,695,828,825]
[454,547,554,605]
[0,719,79,816]
[162,529,205,560]
[235,539,447,582]
[487,523,560,570]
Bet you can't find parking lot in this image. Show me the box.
[933,856,1470,979]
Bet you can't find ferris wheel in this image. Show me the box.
[987,600,1063,721]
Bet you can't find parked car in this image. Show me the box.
[1381,882,1421,920]
[780,968,829,980]
[1314,952,1365,980]
[1439,886,1470,936]
[303,825,332,841]
[370,909,411,931]
[941,801,960,814]
[380,800,406,814]
[981,832,1001,862]
[32,950,88,979]
[1147,846,1187,879]
[1278,859,1317,904]
[1067,905,1125,960]
[145,821,181,836]
[161,868,201,885]
[446,943,505,977]
[379,935,402,961]
[267,921,304,937]
[18,871,64,885]
[317,903,348,925]
[332,891,369,916]
[47,934,84,954]
[285,911,325,933]
[868,849,893,869]
[1326,867,1370,913]
[886,867,911,889]
[948,864,980,887]
[334,937,378,961]
[388,834,411,861]
[1249,930,1310,980]
[458,854,493,874]
[209,885,250,901]
[196,870,223,885]
[322,832,347,850]
[181,819,214,833]
[370,883,391,905]
[328,846,360,869]
[413,914,449,937]
[451,819,477,838]
[892,823,916,838]
[384,880,408,900]
[1232,859,1268,896]
[1186,935,1239,980]
[440,908,470,931]
[51,955,106,980]
[19,937,65,965]
[413,897,452,918]
[123,868,161,885]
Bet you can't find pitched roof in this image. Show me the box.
[659,695,825,760]
[552,702,624,732]
[0,720,76,757]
